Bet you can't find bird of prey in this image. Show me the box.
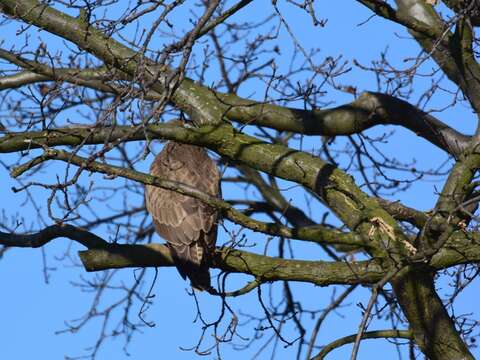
[145,142,221,290]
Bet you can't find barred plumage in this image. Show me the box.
[145,142,220,290]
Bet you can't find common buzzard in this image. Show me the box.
[145,142,220,290]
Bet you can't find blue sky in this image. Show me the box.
[0,1,478,359]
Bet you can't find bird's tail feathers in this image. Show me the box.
[169,243,213,292]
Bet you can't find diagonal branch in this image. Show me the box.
[195,0,254,39]
[391,267,475,359]
[10,147,364,249]
[356,0,449,41]
[359,0,480,117]
[376,198,429,228]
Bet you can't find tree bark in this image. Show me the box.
[392,267,474,359]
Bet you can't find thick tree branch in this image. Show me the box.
[430,152,480,240]
[0,50,468,156]
[376,198,429,228]
[1,62,469,155]
[356,0,449,40]
[1,88,469,156]
[79,245,384,286]
[394,0,480,115]
[450,16,480,122]
[391,268,475,359]
[0,225,385,286]
[429,230,480,268]
[2,223,477,278]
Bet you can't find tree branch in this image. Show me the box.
[394,0,480,115]
[376,198,429,228]
[10,146,364,249]
[443,0,480,26]
[0,70,48,90]
[311,329,413,360]
[0,1,470,155]
[391,268,475,359]
[1,62,468,155]
[0,224,108,248]
[4,121,417,261]
[79,245,384,286]
[0,225,385,286]
[429,230,480,269]
[356,0,448,41]
[0,0,226,124]
[0,49,112,91]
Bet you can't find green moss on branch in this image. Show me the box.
[78,244,385,286]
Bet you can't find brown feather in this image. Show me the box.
[145,142,221,290]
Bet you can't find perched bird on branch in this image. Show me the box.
[145,142,221,291]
